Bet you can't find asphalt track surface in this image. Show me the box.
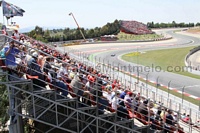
[58,29,200,98]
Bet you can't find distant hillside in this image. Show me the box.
[20,26,67,33]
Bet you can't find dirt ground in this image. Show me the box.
[186,27,200,34]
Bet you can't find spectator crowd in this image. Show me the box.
[120,20,153,35]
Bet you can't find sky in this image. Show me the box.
[0,0,200,31]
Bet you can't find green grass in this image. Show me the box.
[122,46,200,79]
[117,32,163,41]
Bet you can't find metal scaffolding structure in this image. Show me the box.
[0,72,147,133]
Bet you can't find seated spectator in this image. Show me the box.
[133,96,140,111]
[57,63,69,83]
[27,52,47,89]
[120,89,128,99]
[193,120,200,127]
[70,74,90,106]
[25,49,35,66]
[43,56,52,75]
[118,89,128,107]
[182,114,192,124]
[124,91,133,109]
[164,109,175,133]
[91,78,108,107]
[111,91,120,111]
[85,75,95,92]
[69,67,76,80]
[160,108,168,121]
[37,54,44,69]
[56,75,68,97]
[181,113,186,119]
[137,100,148,120]
[117,106,129,120]
[103,87,113,104]
[13,29,20,41]
[164,109,183,133]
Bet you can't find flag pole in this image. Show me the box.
[6,17,8,25]
[1,0,5,25]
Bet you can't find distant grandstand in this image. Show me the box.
[120,20,153,35]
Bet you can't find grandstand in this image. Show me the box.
[120,20,153,35]
[0,28,199,133]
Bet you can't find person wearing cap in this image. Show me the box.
[27,52,39,75]
[85,75,95,92]
[70,74,90,107]
[124,91,133,109]
[25,49,35,66]
[27,52,47,88]
[3,37,20,69]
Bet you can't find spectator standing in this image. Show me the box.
[3,38,20,69]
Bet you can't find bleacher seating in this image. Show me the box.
[0,29,198,133]
[120,20,153,35]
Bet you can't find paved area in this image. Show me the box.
[179,31,200,74]
[188,50,200,70]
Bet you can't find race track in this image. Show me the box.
[57,28,200,98]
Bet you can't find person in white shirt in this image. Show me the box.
[111,91,120,111]
[13,30,20,41]
[103,87,114,104]
[57,63,68,82]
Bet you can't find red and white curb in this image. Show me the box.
[141,77,200,100]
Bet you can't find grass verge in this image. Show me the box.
[117,32,163,41]
[122,46,200,79]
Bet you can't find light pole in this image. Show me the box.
[146,73,149,89]
[168,80,171,108]
[156,76,159,100]
[167,80,171,99]
[69,12,86,41]
[182,86,185,105]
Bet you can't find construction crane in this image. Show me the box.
[69,12,86,41]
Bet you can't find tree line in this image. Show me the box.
[26,20,200,43]
[147,21,200,28]
[27,19,120,43]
